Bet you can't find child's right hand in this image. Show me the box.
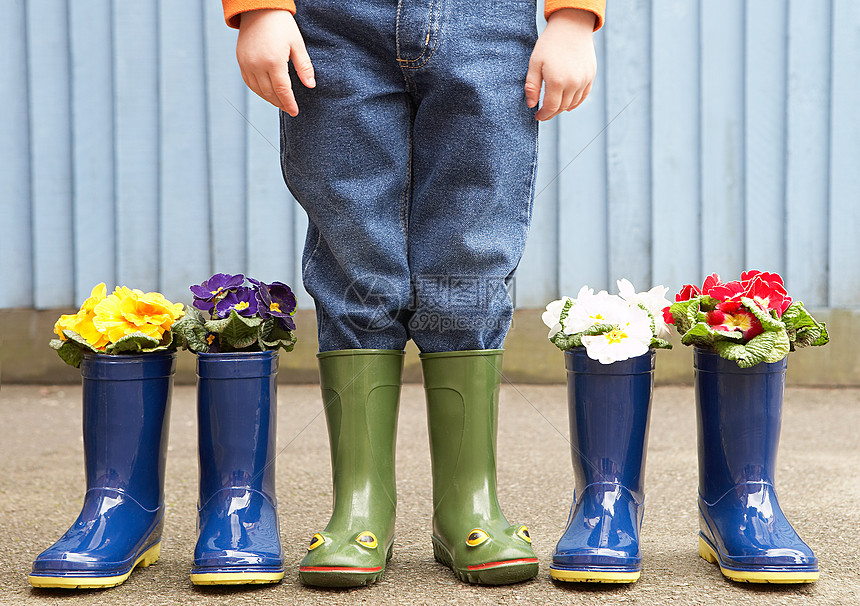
[235,9,316,117]
[525,8,596,121]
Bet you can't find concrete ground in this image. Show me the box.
[1,383,858,605]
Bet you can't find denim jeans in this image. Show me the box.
[282,0,539,353]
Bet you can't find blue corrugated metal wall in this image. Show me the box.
[2,0,858,311]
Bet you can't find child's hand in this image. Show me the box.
[525,8,597,121]
[235,9,316,117]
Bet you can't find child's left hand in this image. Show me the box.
[525,8,597,121]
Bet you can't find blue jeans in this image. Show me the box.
[282,0,539,353]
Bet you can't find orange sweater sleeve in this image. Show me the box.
[545,0,606,31]
[222,0,296,29]
[221,1,604,32]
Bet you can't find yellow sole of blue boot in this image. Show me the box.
[550,567,640,583]
[190,571,284,585]
[699,537,819,584]
[29,542,160,589]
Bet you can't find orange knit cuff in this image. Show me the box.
[222,0,296,29]
[221,1,602,32]
[545,0,605,31]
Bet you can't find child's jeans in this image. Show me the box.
[282,0,539,353]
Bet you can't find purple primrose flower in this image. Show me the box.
[191,273,245,315]
[192,298,216,313]
[214,286,259,318]
[255,281,298,331]
[191,273,245,306]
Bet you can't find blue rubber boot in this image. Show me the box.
[29,352,176,589]
[695,348,819,583]
[550,349,655,583]
[191,351,284,585]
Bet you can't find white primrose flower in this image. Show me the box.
[544,281,672,361]
[581,305,654,364]
[542,296,573,338]
[616,278,673,340]
[564,289,632,334]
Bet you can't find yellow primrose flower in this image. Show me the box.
[123,291,184,330]
[55,283,183,349]
[76,313,110,350]
[97,294,141,341]
[92,295,131,342]
[54,284,111,350]
[54,313,80,340]
[93,287,184,344]
[95,296,157,342]
[81,283,107,312]
[112,285,140,300]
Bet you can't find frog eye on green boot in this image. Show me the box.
[466,529,490,547]
[356,532,378,549]
[516,526,532,543]
[308,533,325,551]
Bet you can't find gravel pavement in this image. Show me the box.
[2,383,858,605]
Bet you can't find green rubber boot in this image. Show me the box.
[421,349,538,585]
[298,349,403,587]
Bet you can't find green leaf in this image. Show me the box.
[51,338,85,368]
[558,298,574,326]
[781,301,816,329]
[759,329,791,363]
[205,310,263,351]
[259,320,297,353]
[810,322,829,347]
[714,330,790,368]
[781,301,829,349]
[105,332,164,355]
[546,298,576,350]
[549,323,615,352]
[583,323,616,337]
[679,322,715,348]
[713,340,750,365]
[669,299,700,335]
[649,337,672,350]
[49,330,102,368]
[793,323,829,349]
[259,318,274,342]
[699,295,720,310]
[172,308,210,353]
[550,331,580,351]
[740,297,784,331]
[61,330,101,353]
